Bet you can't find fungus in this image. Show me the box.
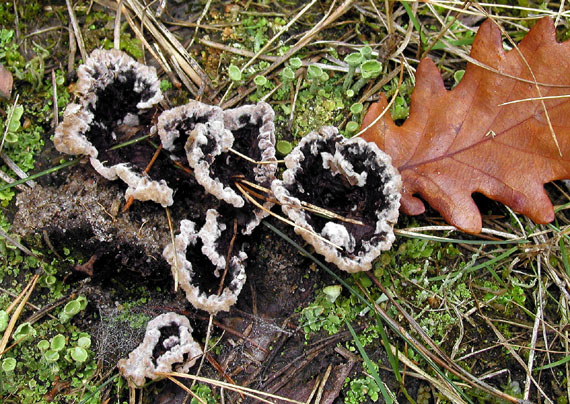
[162,219,247,314]
[53,49,173,207]
[117,312,202,387]
[156,101,224,162]
[271,126,401,273]
[186,101,277,234]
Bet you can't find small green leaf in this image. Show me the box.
[70,346,88,363]
[50,334,66,351]
[2,357,16,372]
[228,65,242,82]
[7,105,23,132]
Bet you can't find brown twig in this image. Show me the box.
[121,144,162,213]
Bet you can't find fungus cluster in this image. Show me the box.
[54,49,402,299]
[162,218,247,315]
[53,49,402,386]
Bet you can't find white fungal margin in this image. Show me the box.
[117,312,202,387]
[157,101,224,155]
[272,126,401,273]
[53,49,168,206]
[163,219,247,314]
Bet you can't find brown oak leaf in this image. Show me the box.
[361,17,570,233]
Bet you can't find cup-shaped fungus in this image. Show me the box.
[157,101,224,162]
[185,101,277,234]
[271,126,401,272]
[53,49,173,207]
[117,312,202,387]
[162,219,247,314]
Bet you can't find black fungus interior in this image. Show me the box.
[286,138,390,254]
[84,70,157,169]
[168,113,213,161]
[208,118,263,189]
[152,323,179,365]
[185,238,240,295]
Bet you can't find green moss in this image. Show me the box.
[0,314,97,403]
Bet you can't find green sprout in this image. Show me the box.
[50,334,66,351]
[77,336,91,349]
[346,89,355,98]
[12,322,35,342]
[59,296,87,322]
[44,274,57,287]
[289,57,302,70]
[1,357,16,373]
[360,45,373,60]
[453,69,465,87]
[322,285,342,302]
[253,75,268,98]
[343,52,363,91]
[307,64,323,94]
[69,346,88,363]
[350,102,363,117]
[281,66,295,82]
[346,121,360,135]
[276,140,293,156]
[228,64,242,82]
[0,310,8,332]
[352,60,382,93]
[37,339,50,352]
[43,349,60,363]
[254,75,268,88]
[76,296,88,310]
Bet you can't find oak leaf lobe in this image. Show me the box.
[361,17,570,233]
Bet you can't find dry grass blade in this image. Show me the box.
[65,0,87,61]
[121,0,208,90]
[234,181,342,250]
[238,179,365,226]
[157,371,307,404]
[165,207,178,291]
[499,93,570,105]
[228,148,282,165]
[0,273,40,357]
[388,343,468,404]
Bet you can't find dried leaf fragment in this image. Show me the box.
[361,17,570,233]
